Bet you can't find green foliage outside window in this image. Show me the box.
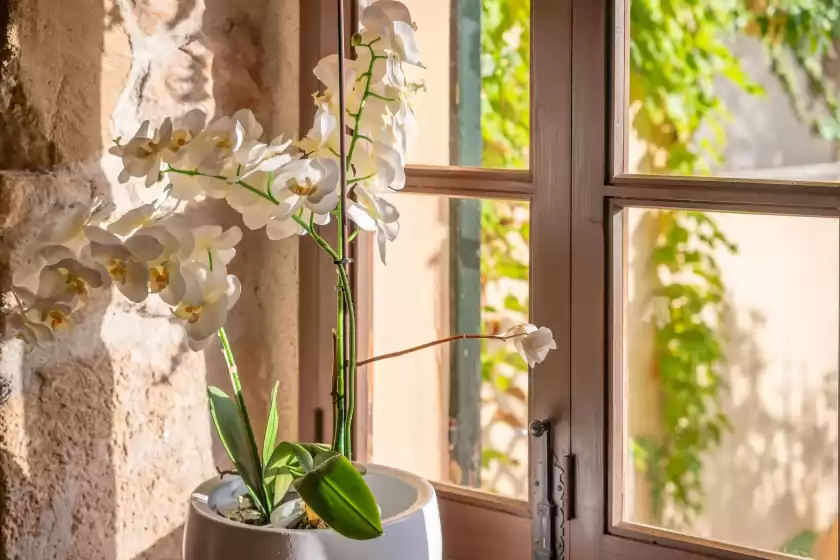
[477,0,840,537]
[629,0,840,533]
[478,0,531,491]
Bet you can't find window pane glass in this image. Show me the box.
[618,207,839,558]
[370,195,530,500]
[624,1,840,182]
[359,0,531,169]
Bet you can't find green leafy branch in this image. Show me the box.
[478,0,531,491]
[633,210,737,528]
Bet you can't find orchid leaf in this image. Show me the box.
[262,381,280,467]
[293,451,383,540]
[207,386,264,514]
[264,442,329,478]
[264,442,329,508]
[271,467,294,509]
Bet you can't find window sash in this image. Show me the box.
[299,0,572,558]
[572,0,839,559]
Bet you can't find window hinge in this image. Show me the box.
[530,419,575,560]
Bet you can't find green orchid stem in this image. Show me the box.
[165,42,385,461]
[217,326,272,517]
[338,266,356,457]
[346,40,384,167]
[333,39,382,459]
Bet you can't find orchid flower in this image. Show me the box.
[360,1,422,67]
[110,120,171,187]
[83,227,152,304]
[504,324,558,367]
[313,54,364,116]
[7,308,55,345]
[272,159,340,218]
[297,102,341,159]
[185,225,242,273]
[346,186,399,264]
[125,223,193,306]
[161,109,207,165]
[173,265,241,351]
[236,136,295,181]
[34,257,110,309]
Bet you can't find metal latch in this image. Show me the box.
[530,419,556,560]
[530,419,574,560]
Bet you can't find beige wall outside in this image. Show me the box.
[369,0,452,483]
[623,32,840,555]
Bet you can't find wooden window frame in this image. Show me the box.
[298,0,572,558]
[572,1,840,559]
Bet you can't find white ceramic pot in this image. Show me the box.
[183,464,442,560]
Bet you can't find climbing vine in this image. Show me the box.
[478,0,531,495]
[630,0,840,175]
[632,210,737,527]
[480,0,530,170]
[628,0,840,530]
[479,201,529,495]
[477,0,840,514]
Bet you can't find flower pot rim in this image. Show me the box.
[189,462,435,535]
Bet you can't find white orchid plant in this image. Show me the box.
[4,0,556,540]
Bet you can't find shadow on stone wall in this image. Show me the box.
[0,0,119,557]
[199,0,285,467]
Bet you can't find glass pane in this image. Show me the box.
[618,207,839,558]
[359,0,531,169]
[624,1,840,182]
[370,195,530,500]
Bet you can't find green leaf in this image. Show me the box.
[263,381,280,467]
[265,442,329,478]
[271,467,294,508]
[294,452,383,540]
[207,386,264,512]
[264,442,329,510]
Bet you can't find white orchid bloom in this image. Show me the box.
[13,198,114,294]
[193,109,264,173]
[6,308,56,345]
[165,109,262,200]
[346,186,399,264]
[227,171,288,230]
[297,102,341,159]
[173,265,241,351]
[359,1,422,68]
[166,151,230,201]
[110,120,172,187]
[35,197,114,256]
[504,324,557,367]
[236,136,295,181]
[267,208,329,241]
[35,256,110,309]
[14,297,77,338]
[266,214,309,241]
[185,225,242,273]
[126,223,193,306]
[314,55,364,115]
[83,227,152,303]
[350,137,405,194]
[107,203,159,236]
[161,109,207,164]
[272,158,340,217]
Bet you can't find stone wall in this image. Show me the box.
[0,1,300,558]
